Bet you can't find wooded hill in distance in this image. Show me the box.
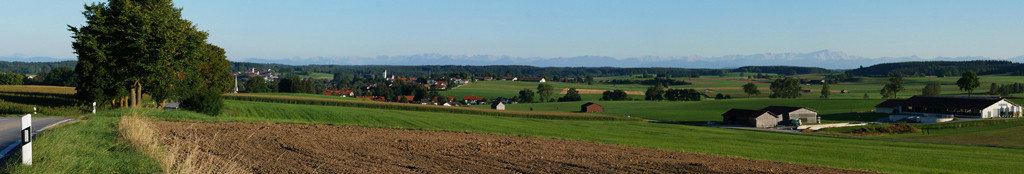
[848,60,1024,77]
[3,60,1024,77]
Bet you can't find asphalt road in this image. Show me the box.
[0,116,76,158]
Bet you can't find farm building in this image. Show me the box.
[720,106,818,127]
[761,106,819,124]
[491,102,505,110]
[518,78,546,83]
[875,96,1022,118]
[722,109,779,128]
[580,102,604,112]
[501,77,518,81]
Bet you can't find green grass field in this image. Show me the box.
[469,98,884,122]
[817,118,1024,147]
[902,123,1024,147]
[141,99,1024,173]
[442,75,1024,102]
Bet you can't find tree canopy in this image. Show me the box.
[70,0,231,115]
[536,84,554,102]
[956,71,980,96]
[558,88,582,102]
[922,82,942,96]
[644,83,665,101]
[769,77,801,98]
[742,83,760,96]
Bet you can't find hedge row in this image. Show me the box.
[222,94,634,121]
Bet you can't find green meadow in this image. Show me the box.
[442,75,1024,102]
[470,98,885,122]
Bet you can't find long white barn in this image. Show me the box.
[875,96,1022,118]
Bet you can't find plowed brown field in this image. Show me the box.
[154,121,876,173]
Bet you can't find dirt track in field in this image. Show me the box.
[154,121,876,174]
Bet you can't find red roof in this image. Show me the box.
[519,78,544,82]
[400,96,414,101]
[464,96,484,101]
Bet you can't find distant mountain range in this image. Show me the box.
[6,50,1024,69]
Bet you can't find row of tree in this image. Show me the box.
[513,84,574,103]
[0,67,78,86]
[70,0,232,115]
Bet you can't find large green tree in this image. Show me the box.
[956,71,980,96]
[922,82,942,96]
[769,77,801,98]
[820,82,831,98]
[536,84,554,102]
[558,88,582,102]
[244,77,270,93]
[742,83,760,97]
[0,73,24,85]
[70,0,230,114]
[880,75,904,99]
[517,89,535,103]
[645,83,665,101]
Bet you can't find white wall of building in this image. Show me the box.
[982,100,1022,118]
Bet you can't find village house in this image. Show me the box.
[875,96,1022,118]
[518,78,546,83]
[501,77,518,81]
[720,106,818,127]
[491,102,505,110]
[340,90,354,97]
[464,96,485,105]
[581,102,604,112]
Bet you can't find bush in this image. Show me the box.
[182,90,224,116]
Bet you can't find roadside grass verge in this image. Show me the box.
[1,111,160,173]
[224,93,634,121]
[147,100,1024,173]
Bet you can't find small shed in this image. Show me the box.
[491,102,505,110]
[581,102,604,112]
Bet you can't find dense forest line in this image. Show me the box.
[4,60,1023,78]
[0,60,77,74]
[732,66,832,75]
[847,60,1024,77]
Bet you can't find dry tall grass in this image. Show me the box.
[119,110,249,174]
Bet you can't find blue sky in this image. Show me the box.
[2,0,1023,61]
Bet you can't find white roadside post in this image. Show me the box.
[92,102,97,114]
[33,107,37,114]
[21,114,32,165]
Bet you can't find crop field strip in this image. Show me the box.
[223,93,635,121]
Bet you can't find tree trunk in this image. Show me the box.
[129,86,136,108]
[135,82,143,107]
